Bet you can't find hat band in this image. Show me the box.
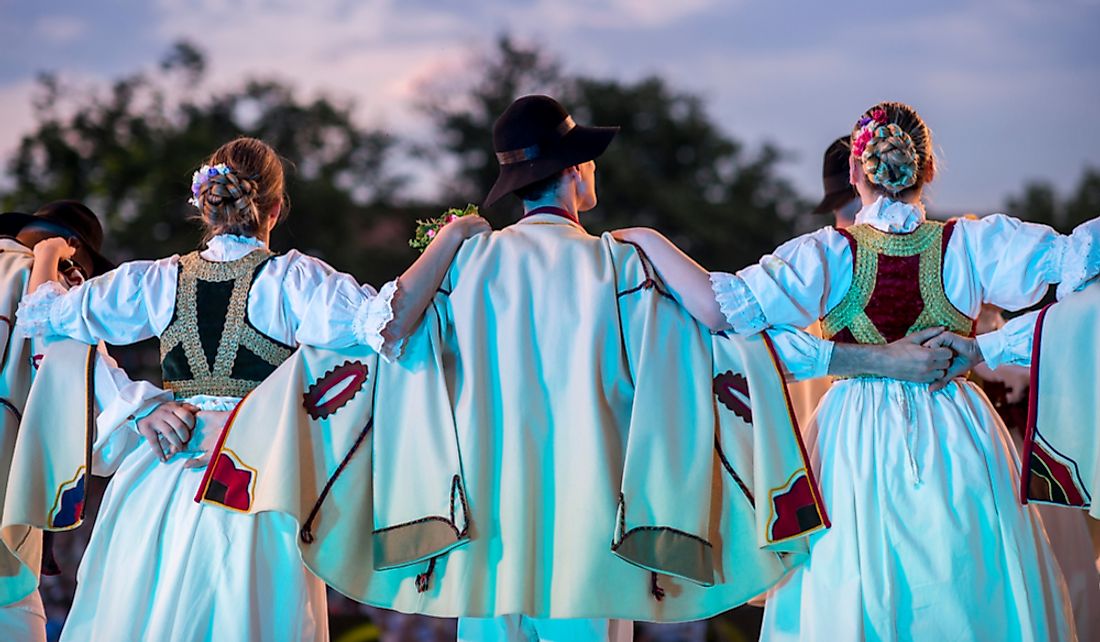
[495,116,576,165]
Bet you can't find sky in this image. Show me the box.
[1,0,1098,214]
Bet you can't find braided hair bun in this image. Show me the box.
[196,168,261,230]
[851,102,933,198]
[191,137,288,240]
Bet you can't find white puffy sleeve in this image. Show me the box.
[279,251,400,356]
[1058,217,1100,299]
[954,214,1088,311]
[766,325,835,382]
[15,257,180,344]
[91,346,173,474]
[709,227,853,334]
[976,309,1040,370]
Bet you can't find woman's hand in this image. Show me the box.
[923,332,985,392]
[32,237,76,263]
[137,401,199,462]
[182,410,233,469]
[610,227,658,246]
[440,215,491,241]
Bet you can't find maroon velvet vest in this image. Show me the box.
[821,220,976,345]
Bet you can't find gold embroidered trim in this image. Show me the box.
[821,222,973,344]
[160,249,292,398]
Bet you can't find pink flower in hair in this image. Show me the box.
[871,108,887,124]
[852,128,873,157]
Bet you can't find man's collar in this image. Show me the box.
[518,205,584,229]
[0,237,32,254]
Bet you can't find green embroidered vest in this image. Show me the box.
[821,220,976,345]
[159,249,293,398]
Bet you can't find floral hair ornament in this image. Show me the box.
[409,203,479,253]
[851,108,888,158]
[189,163,233,208]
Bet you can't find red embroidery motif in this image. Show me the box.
[713,370,752,424]
[303,361,370,420]
[769,474,822,541]
[1028,442,1088,507]
[203,452,254,511]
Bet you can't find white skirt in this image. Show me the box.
[60,397,328,642]
[761,378,1075,641]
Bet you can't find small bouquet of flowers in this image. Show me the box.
[409,203,480,253]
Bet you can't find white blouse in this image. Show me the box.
[711,197,1100,368]
[16,234,396,355]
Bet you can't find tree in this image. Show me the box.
[2,42,413,284]
[1005,167,1100,234]
[420,37,805,271]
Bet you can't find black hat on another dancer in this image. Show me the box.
[812,136,859,215]
[484,95,619,207]
[0,201,114,276]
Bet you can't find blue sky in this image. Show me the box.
[2,0,1098,213]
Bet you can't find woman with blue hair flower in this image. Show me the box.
[15,136,488,641]
[614,101,1100,640]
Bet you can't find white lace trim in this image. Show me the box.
[853,196,925,233]
[1057,222,1100,300]
[354,278,405,361]
[202,234,266,261]
[14,280,67,337]
[709,272,767,334]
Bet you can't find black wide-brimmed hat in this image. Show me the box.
[0,201,114,276]
[484,95,619,207]
[812,136,859,215]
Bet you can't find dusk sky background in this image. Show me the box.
[2,0,1098,214]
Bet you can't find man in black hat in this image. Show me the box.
[0,201,170,641]
[359,95,839,641]
[812,136,860,229]
[783,136,862,430]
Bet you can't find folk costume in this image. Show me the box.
[968,278,1100,516]
[0,205,164,642]
[193,215,834,625]
[192,96,834,640]
[969,304,1100,640]
[710,196,1100,641]
[13,233,397,642]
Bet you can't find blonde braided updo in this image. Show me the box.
[191,137,288,240]
[851,102,933,198]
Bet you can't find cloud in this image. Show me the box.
[32,15,88,44]
[1,0,1097,212]
[0,79,40,163]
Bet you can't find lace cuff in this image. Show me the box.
[15,280,67,337]
[354,279,406,362]
[709,272,768,335]
[1057,220,1100,300]
[977,310,1038,370]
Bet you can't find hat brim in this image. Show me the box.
[484,125,619,207]
[0,211,114,276]
[811,188,858,215]
[87,250,115,277]
[0,212,35,238]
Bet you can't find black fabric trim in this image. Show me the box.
[615,241,675,301]
[714,435,755,506]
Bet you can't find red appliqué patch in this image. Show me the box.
[203,451,255,512]
[769,473,823,541]
[303,361,370,420]
[713,370,752,424]
[1028,439,1089,507]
